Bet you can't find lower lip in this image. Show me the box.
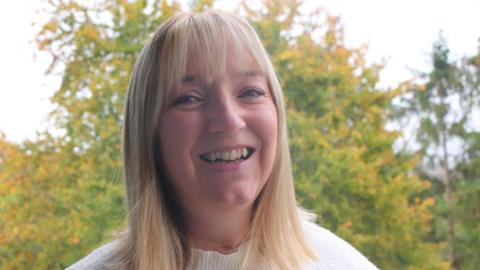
[201,156,251,172]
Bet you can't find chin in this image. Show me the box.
[208,188,259,209]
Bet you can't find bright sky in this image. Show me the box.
[1,0,479,143]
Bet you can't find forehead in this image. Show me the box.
[184,46,263,83]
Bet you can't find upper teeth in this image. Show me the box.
[205,147,249,162]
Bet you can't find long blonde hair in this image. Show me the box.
[113,10,318,270]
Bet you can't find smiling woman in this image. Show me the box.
[66,10,378,270]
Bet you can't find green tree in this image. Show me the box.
[0,131,124,269]
[392,35,480,269]
[451,42,480,269]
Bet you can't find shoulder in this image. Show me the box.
[302,222,380,270]
[65,241,118,270]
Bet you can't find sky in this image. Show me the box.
[1,0,479,143]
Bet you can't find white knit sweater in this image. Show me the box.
[66,223,379,270]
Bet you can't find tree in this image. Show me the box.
[0,131,124,269]
[392,35,480,269]
[451,41,480,270]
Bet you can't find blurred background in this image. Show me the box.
[0,0,479,269]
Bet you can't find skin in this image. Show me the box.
[159,46,278,253]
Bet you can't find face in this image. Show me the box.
[159,46,278,211]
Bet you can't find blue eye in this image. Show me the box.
[172,94,202,106]
[240,88,265,98]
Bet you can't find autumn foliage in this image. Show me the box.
[1,0,478,269]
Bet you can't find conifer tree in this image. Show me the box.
[392,35,480,270]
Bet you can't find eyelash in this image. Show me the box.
[171,87,266,107]
[240,87,265,98]
[171,94,202,106]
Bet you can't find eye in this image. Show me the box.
[171,93,203,107]
[239,87,266,99]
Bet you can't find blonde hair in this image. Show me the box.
[112,10,319,270]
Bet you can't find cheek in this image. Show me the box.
[262,109,278,150]
[252,104,278,172]
[267,110,278,159]
[159,113,200,176]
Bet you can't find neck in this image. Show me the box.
[184,203,252,254]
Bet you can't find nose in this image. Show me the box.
[207,95,246,134]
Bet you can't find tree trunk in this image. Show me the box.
[441,132,459,270]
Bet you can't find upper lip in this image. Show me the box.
[198,145,255,156]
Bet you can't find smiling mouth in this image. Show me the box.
[199,147,255,164]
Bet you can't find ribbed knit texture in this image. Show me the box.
[66,223,379,270]
[187,248,245,270]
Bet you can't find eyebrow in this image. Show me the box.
[181,75,197,83]
[238,70,264,78]
[180,70,265,84]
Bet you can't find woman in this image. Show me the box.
[67,10,379,270]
